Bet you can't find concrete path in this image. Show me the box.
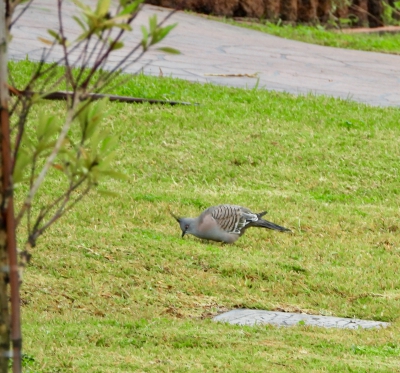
[9,0,400,106]
[214,309,390,329]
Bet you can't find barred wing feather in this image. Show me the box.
[211,205,258,234]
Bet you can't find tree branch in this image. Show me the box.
[58,0,74,91]
[29,183,91,246]
[30,175,87,234]
[9,0,33,29]
[16,93,80,224]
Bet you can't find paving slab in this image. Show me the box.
[213,309,390,329]
[8,0,400,107]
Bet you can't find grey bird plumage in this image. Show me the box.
[170,204,291,244]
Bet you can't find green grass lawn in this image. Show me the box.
[9,60,400,372]
[214,17,400,55]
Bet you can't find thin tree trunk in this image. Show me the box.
[349,0,369,26]
[1,1,22,372]
[280,0,298,21]
[297,0,317,22]
[367,0,383,27]
[0,1,11,371]
[264,0,281,20]
[317,0,331,22]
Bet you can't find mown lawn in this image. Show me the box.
[215,17,400,55]
[9,60,400,372]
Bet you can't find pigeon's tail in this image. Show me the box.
[254,219,291,232]
[252,212,291,232]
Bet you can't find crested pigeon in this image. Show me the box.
[170,204,291,244]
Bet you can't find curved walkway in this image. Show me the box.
[9,0,400,106]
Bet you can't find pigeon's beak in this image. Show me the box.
[169,209,185,237]
[169,209,180,222]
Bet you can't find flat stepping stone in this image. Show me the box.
[213,309,389,329]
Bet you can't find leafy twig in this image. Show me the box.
[16,94,80,224]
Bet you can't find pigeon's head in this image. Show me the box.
[169,210,194,238]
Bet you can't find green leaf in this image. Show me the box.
[100,136,118,153]
[37,37,53,46]
[159,23,177,39]
[72,0,90,11]
[76,30,91,43]
[97,189,119,197]
[141,25,148,50]
[77,103,91,137]
[102,14,131,25]
[59,146,74,159]
[47,29,62,43]
[101,152,118,169]
[111,23,132,31]
[20,132,34,152]
[110,40,124,50]
[81,9,98,24]
[150,23,177,46]
[97,170,129,180]
[72,16,87,31]
[37,112,58,141]
[157,47,180,54]
[121,23,133,31]
[87,112,103,139]
[140,25,148,39]
[119,0,144,6]
[149,15,157,33]
[78,100,106,141]
[117,0,142,15]
[36,140,57,156]
[89,131,106,154]
[96,0,111,17]
[13,150,31,184]
[36,112,48,139]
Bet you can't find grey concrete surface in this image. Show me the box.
[213,309,390,329]
[8,0,400,106]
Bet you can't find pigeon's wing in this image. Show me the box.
[209,205,258,234]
